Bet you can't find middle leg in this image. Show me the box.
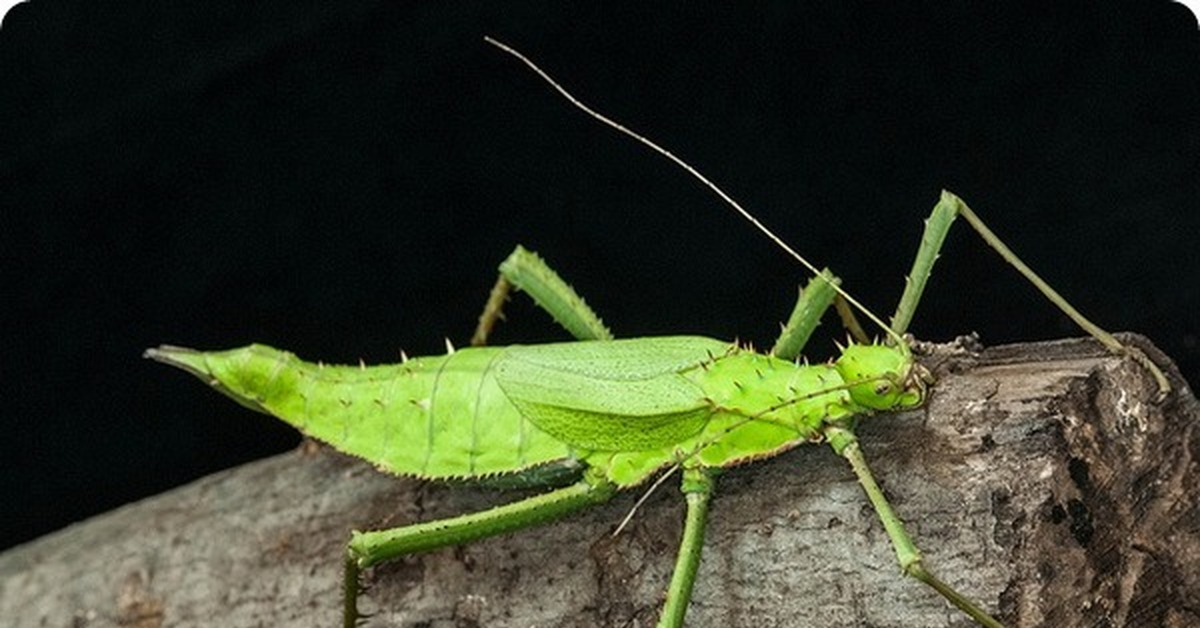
[656,466,717,628]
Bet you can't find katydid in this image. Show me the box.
[146,39,1170,628]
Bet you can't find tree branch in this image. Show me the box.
[3,336,1197,627]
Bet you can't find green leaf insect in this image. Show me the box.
[146,39,1170,628]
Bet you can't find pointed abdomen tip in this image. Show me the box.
[144,345,209,377]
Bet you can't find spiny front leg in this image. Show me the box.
[824,426,1006,628]
[890,190,1170,399]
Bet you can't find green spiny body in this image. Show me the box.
[141,38,1176,626]
[147,336,921,488]
[136,40,1168,628]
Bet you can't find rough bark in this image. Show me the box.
[2,335,1197,628]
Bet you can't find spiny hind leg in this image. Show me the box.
[889,190,1169,398]
[471,245,614,346]
[343,472,616,627]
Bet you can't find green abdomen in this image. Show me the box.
[207,345,574,480]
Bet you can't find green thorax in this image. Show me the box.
[585,342,924,487]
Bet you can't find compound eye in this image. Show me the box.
[873,382,893,396]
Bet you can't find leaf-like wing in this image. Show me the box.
[501,335,730,381]
[495,336,727,451]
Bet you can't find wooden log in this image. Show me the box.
[2,336,1196,627]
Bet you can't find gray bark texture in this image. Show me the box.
[2,335,1197,628]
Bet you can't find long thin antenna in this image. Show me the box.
[484,36,901,345]
[612,464,679,538]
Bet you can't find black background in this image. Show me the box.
[2,2,1197,551]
